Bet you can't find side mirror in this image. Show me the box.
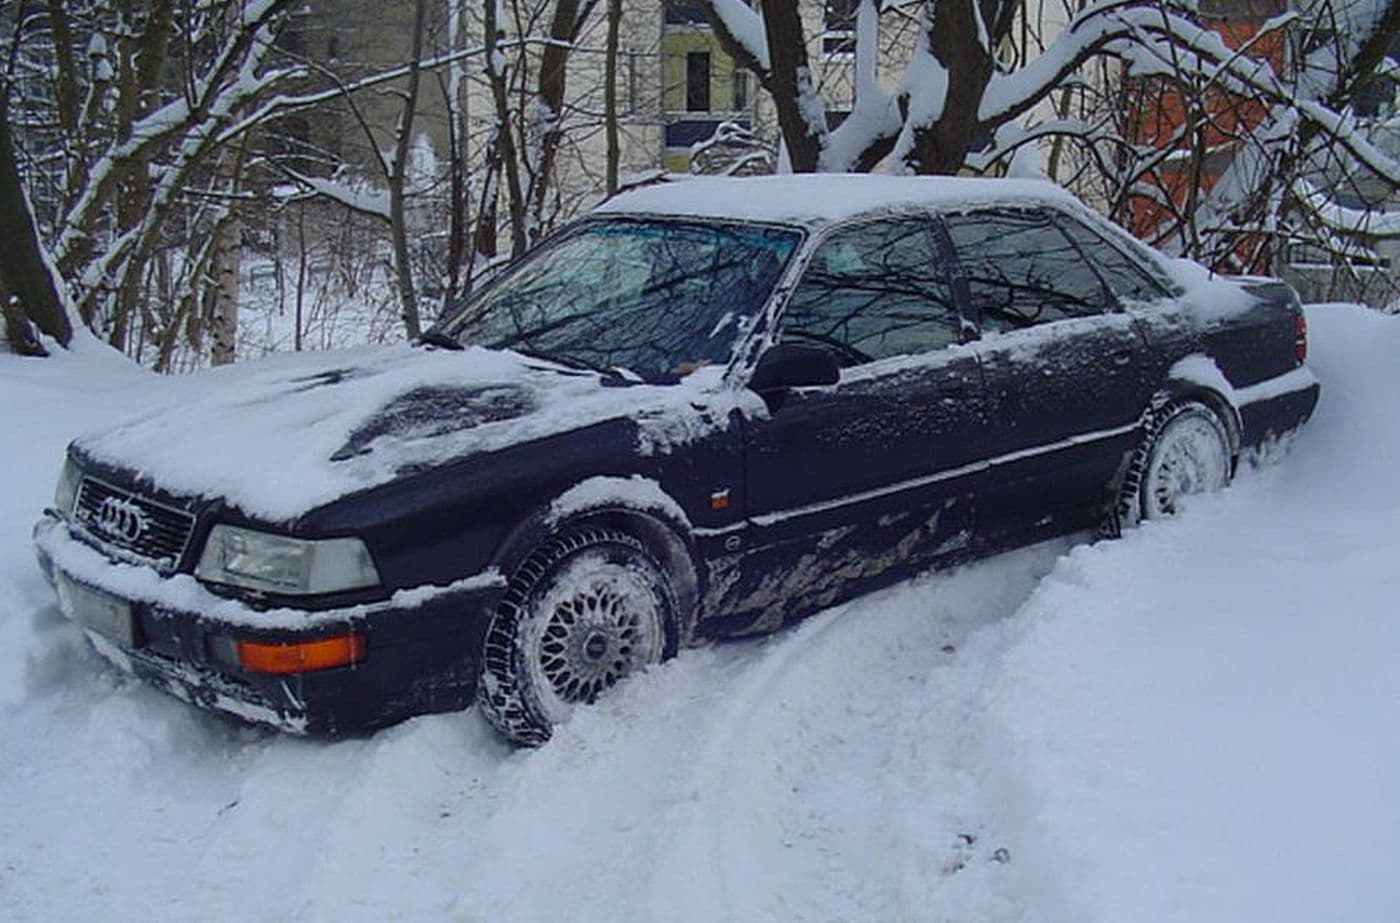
[749,342,841,394]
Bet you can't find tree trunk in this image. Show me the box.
[0,98,71,351]
[488,0,528,257]
[906,0,997,174]
[471,162,502,275]
[526,0,584,239]
[762,0,824,173]
[209,214,241,366]
[604,0,622,196]
[443,9,469,313]
[389,0,428,340]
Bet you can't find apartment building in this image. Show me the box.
[283,1,920,186]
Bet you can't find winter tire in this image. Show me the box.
[1111,399,1233,534]
[478,527,678,746]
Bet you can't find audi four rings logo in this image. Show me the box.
[87,496,151,544]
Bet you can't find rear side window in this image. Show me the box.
[1053,213,1169,303]
[944,209,1108,333]
[782,217,960,364]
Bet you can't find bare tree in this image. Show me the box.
[1,0,303,354]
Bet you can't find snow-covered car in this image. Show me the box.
[33,175,1319,744]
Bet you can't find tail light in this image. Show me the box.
[1293,313,1308,364]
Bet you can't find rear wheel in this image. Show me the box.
[478,527,677,746]
[1112,399,1233,533]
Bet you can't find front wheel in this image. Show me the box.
[1113,399,1233,533]
[477,527,678,746]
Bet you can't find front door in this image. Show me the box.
[726,215,988,628]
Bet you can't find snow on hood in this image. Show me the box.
[73,344,731,522]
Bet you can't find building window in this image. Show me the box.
[686,51,711,112]
[732,69,748,111]
[664,0,708,26]
[664,119,738,149]
[823,0,858,58]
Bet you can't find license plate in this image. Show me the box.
[56,574,138,647]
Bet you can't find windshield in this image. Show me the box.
[439,218,802,383]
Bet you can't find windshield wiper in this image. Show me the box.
[509,346,594,372]
[509,346,646,386]
[416,330,464,351]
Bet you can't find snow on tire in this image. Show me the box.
[1111,399,1233,535]
[478,526,679,747]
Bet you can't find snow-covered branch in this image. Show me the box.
[707,0,772,73]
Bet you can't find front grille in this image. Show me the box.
[72,477,195,570]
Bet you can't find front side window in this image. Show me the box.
[443,219,801,382]
[944,209,1109,333]
[781,217,960,365]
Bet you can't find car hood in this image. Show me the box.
[73,343,734,522]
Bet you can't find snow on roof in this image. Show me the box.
[595,173,1077,225]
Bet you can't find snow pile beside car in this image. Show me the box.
[0,304,1397,921]
[980,303,1400,921]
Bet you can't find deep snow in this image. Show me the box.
[1,304,1397,921]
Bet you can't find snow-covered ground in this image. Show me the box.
[2,303,1397,922]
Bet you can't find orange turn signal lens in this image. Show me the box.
[236,634,365,675]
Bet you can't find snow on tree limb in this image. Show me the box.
[981,1,1400,183]
[817,0,907,172]
[1294,178,1400,238]
[890,36,951,168]
[218,43,491,147]
[707,0,771,73]
[271,171,392,223]
[54,0,296,277]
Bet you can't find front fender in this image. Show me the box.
[488,475,705,644]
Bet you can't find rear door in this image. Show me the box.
[940,207,1154,548]
[731,215,988,623]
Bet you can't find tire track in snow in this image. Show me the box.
[4,537,1070,922]
[647,539,1073,922]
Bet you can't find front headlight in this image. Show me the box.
[195,525,381,595]
[54,458,81,516]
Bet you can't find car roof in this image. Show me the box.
[595,173,1078,227]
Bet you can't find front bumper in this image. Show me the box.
[34,515,506,735]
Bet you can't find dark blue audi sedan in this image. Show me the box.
[34,175,1319,745]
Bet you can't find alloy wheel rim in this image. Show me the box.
[1146,413,1229,518]
[525,560,663,719]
